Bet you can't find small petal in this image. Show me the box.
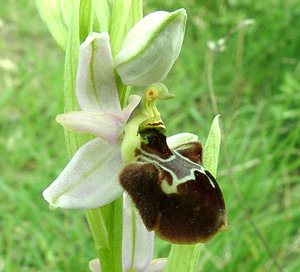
[56,111,123,144]
[115,9,187,86]
[121,95,141,121]
[144,258,167,272]
[167,132,199,149]
[43,138,123,209]
[89,258,101,272]
[76,32,121,114]
[122,194,154,272]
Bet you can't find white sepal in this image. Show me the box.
[121,95,141,121]
[43,138,124,209]
[115,9,187,86]
[76,32,121,114]
[122,194,154,272]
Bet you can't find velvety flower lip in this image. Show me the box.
[42,32,141,209]
[120,128,226,244]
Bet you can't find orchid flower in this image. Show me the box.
[89,195,167,272]
[40,4,227,272]
[43,8,187,210]
[42,7,226,245]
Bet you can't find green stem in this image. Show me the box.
[108,198,123,272]
[87,207,119,272]
[86,209,117,272]
[164,244,203,272]
[85,209,109,250]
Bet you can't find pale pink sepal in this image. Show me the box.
[56,111,123,144]
[76,32,121,114]
[122,194,154,272]
[43,138,124,209]
[121,95,141,121]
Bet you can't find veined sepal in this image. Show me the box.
[115,9,187,86]
[43,138,124,209]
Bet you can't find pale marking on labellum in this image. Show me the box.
[137,149,216,194]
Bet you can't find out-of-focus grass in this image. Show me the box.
[1,0,300,271]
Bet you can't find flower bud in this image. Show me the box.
[115,9,187,86]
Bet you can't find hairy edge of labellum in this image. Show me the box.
[120,129,227,244]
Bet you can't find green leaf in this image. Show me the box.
[93,0,110,32]
[110,0,142,103]
[36,0,73,50]
[63,0,81,156]
[164,244,202,272]
[204,115,221,176]
[164,115,222,272]
[62,0,94,159]
[79,0,94,43]
[109,0,133,56]
[125,0,143,33]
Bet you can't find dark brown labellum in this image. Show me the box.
[119,129,227,244]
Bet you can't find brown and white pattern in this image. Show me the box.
[120,128,227,244]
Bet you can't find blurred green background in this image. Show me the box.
[1,0,300,271]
